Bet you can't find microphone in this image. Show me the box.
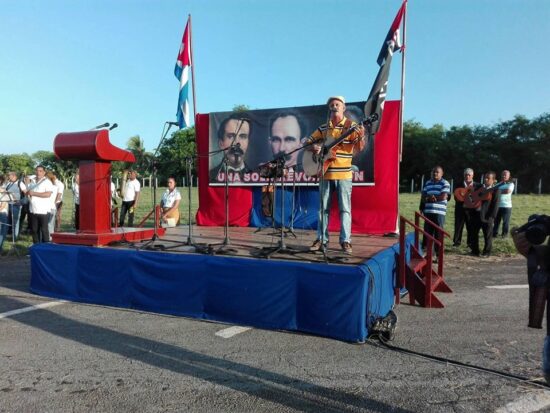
[109,123,118,131]
[91,122,110,130]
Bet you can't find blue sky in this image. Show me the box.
[1,0,549,155]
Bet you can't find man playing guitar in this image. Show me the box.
[463,171,501,257]
[452,168,475,247]
[306,96,365,255]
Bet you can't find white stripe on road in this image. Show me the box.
[0,300,66,319]
[215,326,252,338]
[486,284,529,289]
[496,391,550,412]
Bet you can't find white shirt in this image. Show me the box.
[498,182,515,208]
[161,188,181,208]
[55,180,65,204]
[29,178,55,215]
[48,183,59,212]
[123,179,141,202]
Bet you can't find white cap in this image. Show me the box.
[326,96,346,105]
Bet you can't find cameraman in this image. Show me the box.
[512,214,550,382]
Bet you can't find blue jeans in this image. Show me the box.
[0,212,8,250]
[8,203,21,239]
[493,207,512,237]
[317,178,352,244]
[422,213,446,255]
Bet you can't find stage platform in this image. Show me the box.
[30,226,414,342]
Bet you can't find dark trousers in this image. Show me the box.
[422,213,446,256]
[493,207,512,237]
[464,209,481,255]
[453,203,466,245]
[119,201,136,227]
[30,213,49,244]
[481,218,495,255]
[20,203,31,233]
[74,204,80,230]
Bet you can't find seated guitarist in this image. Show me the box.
[465,171,500,257]
[306,96,365,255]
[160,176,181,226]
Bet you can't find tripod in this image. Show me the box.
[257,157,301,259]
[207,119,248,255]
[141,122,176,250]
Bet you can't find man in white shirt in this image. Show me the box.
[119,170,141,227]
[493,169,515,238]
[26,165,54,243]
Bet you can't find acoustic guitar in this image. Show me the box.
[461,182,505,209]
[302,113,378,178]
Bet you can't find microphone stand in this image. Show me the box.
[257,156,302,259]
[141,122,174,250]
[316,108,333,263]
[284,167,298,239]
[208,119,247,255]
[185,156,195,245]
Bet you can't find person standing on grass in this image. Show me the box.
[26,165,54,243]
[493,170,514,238]
[119,170,140,227]
[453,168,474,247]
[420,166,450,257]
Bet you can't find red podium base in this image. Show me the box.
[52,227,166,247]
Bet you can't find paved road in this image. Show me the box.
[1,254,549,412]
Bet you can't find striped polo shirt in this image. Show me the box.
[422,178,450,215]
[307,117,363,180]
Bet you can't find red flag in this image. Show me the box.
[376,1,406,66]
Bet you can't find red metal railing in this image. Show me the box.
[397,212,451,307]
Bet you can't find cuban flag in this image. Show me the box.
[175,19,192,129]
[376,1,405,66]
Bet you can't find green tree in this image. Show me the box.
[126,135,153,174]
[0,153,34,175]
[232,104,250,112]
[31,150,76,183]
[156,127,196,183]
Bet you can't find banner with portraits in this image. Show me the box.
[208,101,375,186]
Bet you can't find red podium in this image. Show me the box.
[51,129,164,246]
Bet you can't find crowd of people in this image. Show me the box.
[0,166,65,248]
[420,166,515,257]
[0,167,184,250]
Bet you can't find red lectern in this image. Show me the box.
[52,129,164,246]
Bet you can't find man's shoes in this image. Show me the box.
[310,239,327,252]
[469,251,480,257]
[341,242,352,255]
[452,242,460,247]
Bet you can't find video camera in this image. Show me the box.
[517,214,550,245]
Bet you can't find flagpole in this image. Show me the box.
[399,0,407,162]
[188,14,197,125]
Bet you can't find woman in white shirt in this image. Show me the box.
[160,176,181,226]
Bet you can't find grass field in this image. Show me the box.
[2,188,549,257]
